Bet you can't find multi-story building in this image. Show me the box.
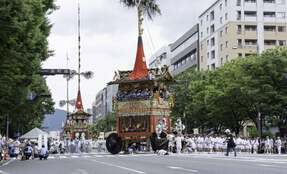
[149,24,199,76]
[149,45,172,69]
[199,0,287,70]
[170,24,199,75]
[94,84,118,122]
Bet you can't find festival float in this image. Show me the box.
[105,1,175,154]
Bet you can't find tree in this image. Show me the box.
[0,0,56,136]
[89,113,116,137]
[120,0,161,19]
[171,47,287,136]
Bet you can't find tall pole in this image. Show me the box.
[66,54,70,117]
[184,80,188,134]
[77,0,81,91]
[6,114,9,139]
[136,0,144,37]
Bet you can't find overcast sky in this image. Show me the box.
[43,0,215,111]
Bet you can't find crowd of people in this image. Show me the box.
[116,89,152,101]
[166,134,287,155]
[0,136,49,161]
[116,88,170,102]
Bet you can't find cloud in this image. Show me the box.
[44,0,215,109]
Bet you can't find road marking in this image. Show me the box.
[168,166,199,173]
[0,170,9,174]
[71,155,79,158]
[59,156,67,159]
[258,164,277,167]
[1,159,15,167]
[92,159,145,174]
[94,155,104,158]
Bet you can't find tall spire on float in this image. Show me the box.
[129,1,149,80]
[76,0,83,111]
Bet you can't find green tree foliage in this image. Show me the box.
[120,0,161,19]
[172,48,287,136]
[89,113,116,137]
[0,0,56,136]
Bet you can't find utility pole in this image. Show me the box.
[184,79,188,134]
[6,114,9,139]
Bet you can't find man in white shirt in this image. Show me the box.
[39,145,49,160]
[275,137,282,154]
[175,134,183,153]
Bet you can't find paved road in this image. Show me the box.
[0,153,286,174]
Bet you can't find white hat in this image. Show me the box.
[225,129,231,134]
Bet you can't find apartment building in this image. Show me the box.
[170,24,199,75]
[149,24,199,76]
[93,84,118,122]
[199,0,287,70]
[149,45,172,69]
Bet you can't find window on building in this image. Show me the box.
[264,40,276,46]
[220,3,223,10]
[220,30,223,37]
[264,25,276,32]
[201,56,203,62]
[237,0,241,6]
[201,32,203,38]
[225,0,228,6]
[220,17,223,24]
[277,0,286,5]
[200,19,203,26]
[210,24,215,33]
[245,0,256,3]
[211,50,215,59]
[225,26,228,33]
[237,25,242,34]
[207,40,209,46]
[263,0,275,3]
[201,43,203,50]
[277,12,286,19]
[220,57,224,65]
[238,53,243,57]
[207,27,209,34]
[278,26,286,32]
[225,13,228,20]
[210,11,215,21]
[211,63,216,70]
[237,39,242,48]
[278,40,286,46]
[207,52,210,59]
[211,37,215,46]
[237,11,242,20]
[225,41,228,48]
[245,25,257,31]
[245,39,257,46]
[207,15,209,21]
[264,11,276,18]
[244,11,257,17]
[220,44,223,51]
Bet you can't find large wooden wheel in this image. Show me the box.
[106,133,122,154]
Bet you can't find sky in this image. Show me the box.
[43,0,215,111]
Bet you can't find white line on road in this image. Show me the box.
[92,159,145,174]
[0,170,9,174]
[258,164,277,167]
[168,166,199,173]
